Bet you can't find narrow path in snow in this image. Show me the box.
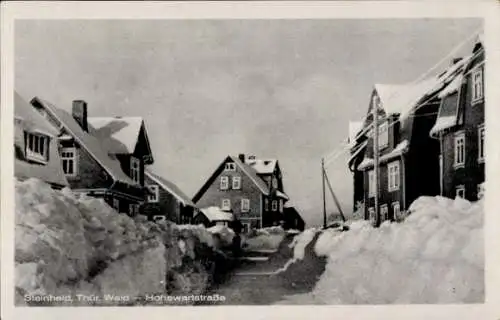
[201,232,326,305]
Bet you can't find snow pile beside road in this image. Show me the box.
[282,196,484,304]
[243,226,286,252]
[15,178,223,306]
[207,225,235,248]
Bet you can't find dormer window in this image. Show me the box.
[225,162,236,171]
[25,132,49,163]
[472,68,483,102]
[130,157,141,183]
[272,177,278,189]
[61,147,77,177]
[378,121,389,149]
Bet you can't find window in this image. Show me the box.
[454,132,465,168]
[130,157,141,183]
[279,200,283,213]
[221,199,231,211]
[392,202,400,220]
[368,170,375,197]
[387,161,400,192]
[272,177,278,189]
[272,200,278,211]
[241,222,251,234]
[225,162,236,171]
[147,184,159,203]
[232,176,241,190]
[60,147,77,176]
[153,215,166,223]
[380,204,388,222]
[112,198,120,212]
[25,132,48,163]
[456,185,465,198]
[378,121,389,149]
[368,207,376,222]
[129,203,139,216]
[472,69,483,102]
[478,125,485,163]
[220,176,229,190]
[241,198,250,212]
[264,198,269,211]
[477,183,485,200]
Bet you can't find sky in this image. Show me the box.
[15,18,482,227]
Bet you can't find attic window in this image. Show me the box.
[130,157,141,183]
[25,132,49,163]
[225,163,236,171]
[147,184,159,203]
[264,160,271,165]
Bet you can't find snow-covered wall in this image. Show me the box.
[280,196,484,304]
[15,178,228,306]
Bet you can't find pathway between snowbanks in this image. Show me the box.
[15,178,231,306]
[278,196,484,304]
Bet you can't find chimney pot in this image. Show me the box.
[72,100,88,132]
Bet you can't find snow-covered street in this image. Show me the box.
[15,177,484,306]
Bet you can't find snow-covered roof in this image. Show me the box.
[199,207,234,222]
[145,170,196,207]
[14,92,68,187]
[357,140,409,170]
[348,121,363,146]
[430,116,457,137]
[230,156,270,195]
[88,116,153,164]
[438,74,464,99]
[14,92,59,137]
[276,190,289,200]
[246,158,277,175]
[32,97,139,187]
[374,78,438,118]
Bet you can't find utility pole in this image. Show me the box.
[323,169,346,222]
[322,158,327,229]
[373,96,380,227]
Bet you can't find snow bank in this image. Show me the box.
[15,178,226,306]
[207,225,235,248]
[242,226,286,252]
[280,196,484,304]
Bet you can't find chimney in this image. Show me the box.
[72,100,88,132]
[238,153,245,163]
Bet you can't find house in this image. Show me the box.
[29,97,154,216]
[349,56,470,225]
[429,36,485,201]
[192,154,290,233]
[143,170,198,224]
[14,92,68,189]
[283,205,305,231]
[192,206,234,228]
[348,121,365,213]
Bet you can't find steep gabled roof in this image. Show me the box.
[31,97,138,187]
[348,121,364,147]
[374,77,438,118]
[192,155,270,203]
[14,92,68,187]
[231,155,270,193]
[246,159,277,175]
[145,170,196,207]
[88,116,154,164]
